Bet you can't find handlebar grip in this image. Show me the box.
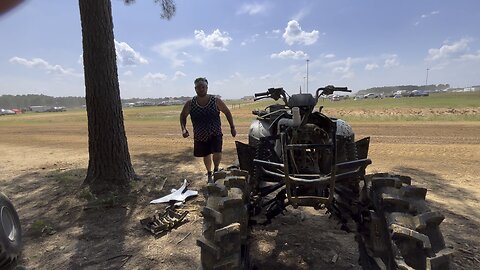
[336,87,351,92]
[254,91,269,97]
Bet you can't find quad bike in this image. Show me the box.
[0,192,22,268]
[197,86,452,269]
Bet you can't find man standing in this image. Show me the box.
[180,77,236,183]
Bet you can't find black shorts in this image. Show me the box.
[194,135,223,157]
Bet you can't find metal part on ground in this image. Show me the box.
[140,207,189,236]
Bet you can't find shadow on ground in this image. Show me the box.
[0,147,205,269]
[1,153,477,269]
[250,207,361,270]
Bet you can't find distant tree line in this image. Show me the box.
[357,84,450,95]
[123,96,191,104]
[0,94,86,109]
[0,94,192,109]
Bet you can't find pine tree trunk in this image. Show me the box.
[79,0,135,194]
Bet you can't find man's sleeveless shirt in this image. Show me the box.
[190,95,223,141]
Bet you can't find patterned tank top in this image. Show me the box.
[190,95,223,141]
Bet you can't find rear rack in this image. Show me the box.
[280,127,370,208]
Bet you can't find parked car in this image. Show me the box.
[410,90,429,97]
[0,109,16,115]
[330,94,341,101]
[364,93,379,99]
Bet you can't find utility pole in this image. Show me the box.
[306,59,310,93]
[425,68,430,86]
[303,76,306,94]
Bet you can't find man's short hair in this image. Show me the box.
[194,77,208,86]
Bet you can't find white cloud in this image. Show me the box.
[237,3,269,15]
[323,54,335,59]
[78,41,148,67]
[194,29,232,51]
[282,20,319,46]
[153,38,195,68]
[210,72,258,92]
[292,8,310,21]
[114,40,148,67]
[332,57,352,74]
[415,10,440,26]
[422,10,440,18]
[265,29,281,39]
[142,72,168,84]
[173,71,186,80]
[241,34,260,46]
[427,38,470,61]
[460,50,480,61]
[260,74,271,80]
[365,63,379,70]
[323,57,368,79]
[123,70,133,76]
[271,50,308,60]
[9,57,79,76]
[384,54,399,68]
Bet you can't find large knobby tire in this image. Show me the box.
[356,173,451,270]
[197,168,251,270]
[0,192,22,267]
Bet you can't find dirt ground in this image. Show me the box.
[0,113,479,269]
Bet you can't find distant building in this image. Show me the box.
[134,101,156,107]
[159,99,184,106]
[28,105,65,112]
[463,86,480,92]
[29,105,51,112]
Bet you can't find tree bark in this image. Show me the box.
[79,0,135,194]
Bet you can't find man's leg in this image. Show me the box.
[195,139,214,182]
[212,152,222,172]
[203,154,214,183]
[211,135,223,172]
[203,154,212,173]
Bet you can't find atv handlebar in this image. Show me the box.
[253,85,351,104]
[315,85,351,98]
[253,88,287,102]
[254,91,270,97]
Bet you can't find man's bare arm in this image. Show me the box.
[216,98,236,137]
[180,100,191,137]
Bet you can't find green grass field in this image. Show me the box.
[235,91,480,109]
[323,91,480,108]
[0,91,478,126]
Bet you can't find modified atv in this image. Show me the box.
[197,86,451,269]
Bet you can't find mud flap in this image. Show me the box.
[356,137,370,160]
[235,141,255,174]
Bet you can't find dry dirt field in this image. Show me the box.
[0,110,479,269]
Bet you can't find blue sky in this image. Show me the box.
[0,0,479,99]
